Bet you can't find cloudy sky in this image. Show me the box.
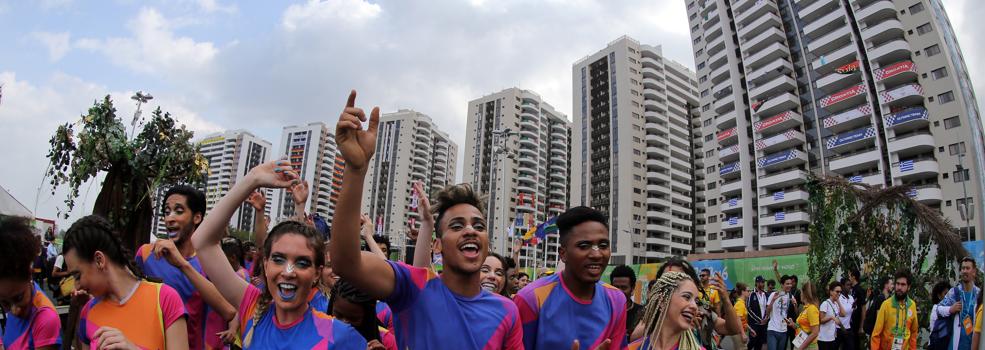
[1,0,983,228]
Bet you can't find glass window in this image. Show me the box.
[909,2,925,14]
[916,23,933,35]
[932,67,948,80]
[939,91,955,104]
[944,116,961,129]
[925,44,941,57]
[706,166,715,174]
[949,142,966,155]
[954,169,971,182]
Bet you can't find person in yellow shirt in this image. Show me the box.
[786,282,820,350]
[972,295,983,348]
[732,283,751,348]
[699,268,721,306]
[870,270,919,350]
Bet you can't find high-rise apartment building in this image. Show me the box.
[572,37,702,264]
[463,88,570,268]
[686,0,985,252]
[362,110,457,260]
[272,123,345,227]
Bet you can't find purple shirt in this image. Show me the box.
[514,273,628,350]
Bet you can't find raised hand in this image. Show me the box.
[153,239,188,268]
[335,90,380,171]
[246,158,299,189]
[360,214,374,239]
[246,191,266,212]
[290,180,310,205]
[411,182,433,222]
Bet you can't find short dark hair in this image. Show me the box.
[894,269,912,284]
[556,206,608,245]
[163,185,207,216]
[518,272,529,280]
[0,216,41,281]
[961,257,977,267]
[610,265,637,287]
[372,234,391,249]
[848,268,861,280]
[431,184,485,238]
[700,268,711,274]
[931,281,951,304]
[767,279,776,286]
[780,275,792,284]
[827,281,843,292]
[735,282,748,293]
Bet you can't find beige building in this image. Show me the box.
[271,123,345,227]
[362,110,457,260]
[572,37,702,264]
[686,0,985,252]
[462,88,570,268]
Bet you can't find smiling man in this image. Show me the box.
[515,206,627,350]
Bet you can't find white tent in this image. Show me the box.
[0,185,33,218]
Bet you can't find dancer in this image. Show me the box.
[627,271,703,350]
[0,217,62,350]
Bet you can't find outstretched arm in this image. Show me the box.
[410,182,434,268]
[329,90,396,300]
[712,273,742,335]
[192,159,299,308]
[361,214,387,259]
[245,191,268,250]
[152,239,236,322]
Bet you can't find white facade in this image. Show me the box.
[272,123,344,226]
[686,0,985,252]
[463,88,570,268]
[362,110,458,261]
[572,36,701,264]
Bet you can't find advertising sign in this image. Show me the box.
[825,127,875,150]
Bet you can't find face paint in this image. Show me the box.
[285,262,296,274]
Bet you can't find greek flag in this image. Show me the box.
[775,212,785,221]
[728,217,738,225]
[729,198,738,207]
[849,175,863,183]
[907,188,918,198]
[410,196,419,209]
[773,191,784,200]
[899,160,914,172]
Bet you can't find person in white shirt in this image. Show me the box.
[837,278,856,350]
[818,282,844,350]
[766,275,796,350]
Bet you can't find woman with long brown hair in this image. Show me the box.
[627,271,703,350]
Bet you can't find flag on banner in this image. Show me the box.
[375,217,383,235]
[514,215,524,228]
[775,212,785,221]
[536,216,559,240]
[835,60,860,74]
[849,175,863,183]
[728,198,738,207]
[728,217,738,225]
[899,160,914,172]
[751,100,763,111]
[907,188,918,198]
[773,191,785,200]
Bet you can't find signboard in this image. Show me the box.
[879,83,923,104]
[820,83,866,108]
[755,130,797,151]
[883,107,928,127]
[725,254,809,288]
[720,145,740,158]
[822,105,872,128]
[758,149,799,167]
[755,111,794,132]
[720,161,741,176]
[874,61,916,81]
[692,260,733,289]
[825,127,875,150]
[717,127,737,142]
[834,60,860,74]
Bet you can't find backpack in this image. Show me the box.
[929,287,961,350]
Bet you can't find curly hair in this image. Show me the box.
[328,278,381,342]
[431,184,485,238]
[62,215,146,280]
[244,220,325,348]
[0,216,41,281]
[638,271,701,350]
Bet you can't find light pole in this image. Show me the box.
[488,128,516,256]
[957,151,973,241]
[130,91,153,137]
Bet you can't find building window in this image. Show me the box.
[944,116,961,129]
[704,134,713,141]
[909,2,925,14]
[954,169,971,182]
[925,44,941,57]
[916,23,933,35]
[705,150,714,157]
[634,162,642,168]
[939,91,955,104]
[708,198,717,205]
[708,182,716,189]
[949,142,967,155]
[932,67,948,80]
[703,119,713,127]
[707,216,718,223]
[706,166,715,174]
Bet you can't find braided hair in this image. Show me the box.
[638,271,701,350]
[328,279,381,343]
[62,215,148,281]
[0,216,41,282]
[244,220,325,348]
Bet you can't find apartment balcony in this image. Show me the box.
[887,132,935,155]
[852,172,886,187]
[760,189,809,208]
[719,145,741,162]
[747,59,793,85]
[860,19,904,45]
[731,0,757,14]
[822,104,873,133]
[816,62,863,94]
[720,161,742,180]
[721,196,744,213]
[879,83,923,109]
[828,148,881,174]
[758,150,807,171]
[908,184,942,204]
[516,203,535,212]
[518,147,537,159]
[744,42,789,71]
[874,60,918,87]
[819,83,867,113]
[803,5,846,40]
[756,130,806,153]
[721,178,743,196]
[855,0,896,23]
[738,11,783,41]
[516,183,536,194]
[413,147,430,158]
[807,25,852,56]
[882,107,929,133]
[826,126,876,153]
[714,92,736,114]
[760,231,811,248]
[799,0,837,24]
[737,0,776,26]
[759,169,808,189]
[550,138,565,148]
[760,210,810,227]
[717,127,739,146]
[866,39,911,66]
[518,137,537,149]
[890,158,939,181]
[701,0,718,20]
[710,60,732,84]
[721,217,743,231]
[750,74,796,101]
[755,92,798,118]
[811,43,858,75]
[755,111,802,135]
[708,48,730,71]
[706,20,725,42]
[721,236,748,250]
[742,26,785,55]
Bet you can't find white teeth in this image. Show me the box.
[278,283,297,290]
[462,243,478,250]
[480,282,497,291]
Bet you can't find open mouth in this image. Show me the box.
[585,263,603,275]
[459,242,480,259]
[480,281,498,292]
[682,310,695,323]
[277,283,298,301]
[166,228,180,238]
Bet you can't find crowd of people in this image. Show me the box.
[0,90,982,350]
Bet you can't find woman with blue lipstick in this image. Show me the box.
[192,158,366,349]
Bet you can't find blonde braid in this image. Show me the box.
[243,282,273,348]
[638,271,701,350]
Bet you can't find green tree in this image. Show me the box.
[45,95,206,252]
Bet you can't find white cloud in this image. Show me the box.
[195,0,236,14]
[75,7,218,76]
[31,31,71,61]
[282,0,382,31]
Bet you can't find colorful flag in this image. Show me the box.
[775,212,785,221]
[773,191,784,200]
[834,60,860,74]
[899,160,914,172]
[751,100,763,112]
[849,175,863,183]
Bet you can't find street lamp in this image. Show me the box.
[130,91,153,136]
[957,151,973,240]
[489,127,517,256]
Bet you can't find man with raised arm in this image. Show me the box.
[329,90,523,350]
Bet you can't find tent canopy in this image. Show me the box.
[0,185,33,218]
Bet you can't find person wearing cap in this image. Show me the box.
[748,276,771,350]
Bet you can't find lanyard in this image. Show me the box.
[892,296,910,337]
[961,289,976,318]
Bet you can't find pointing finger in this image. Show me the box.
[346,90,357,108]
